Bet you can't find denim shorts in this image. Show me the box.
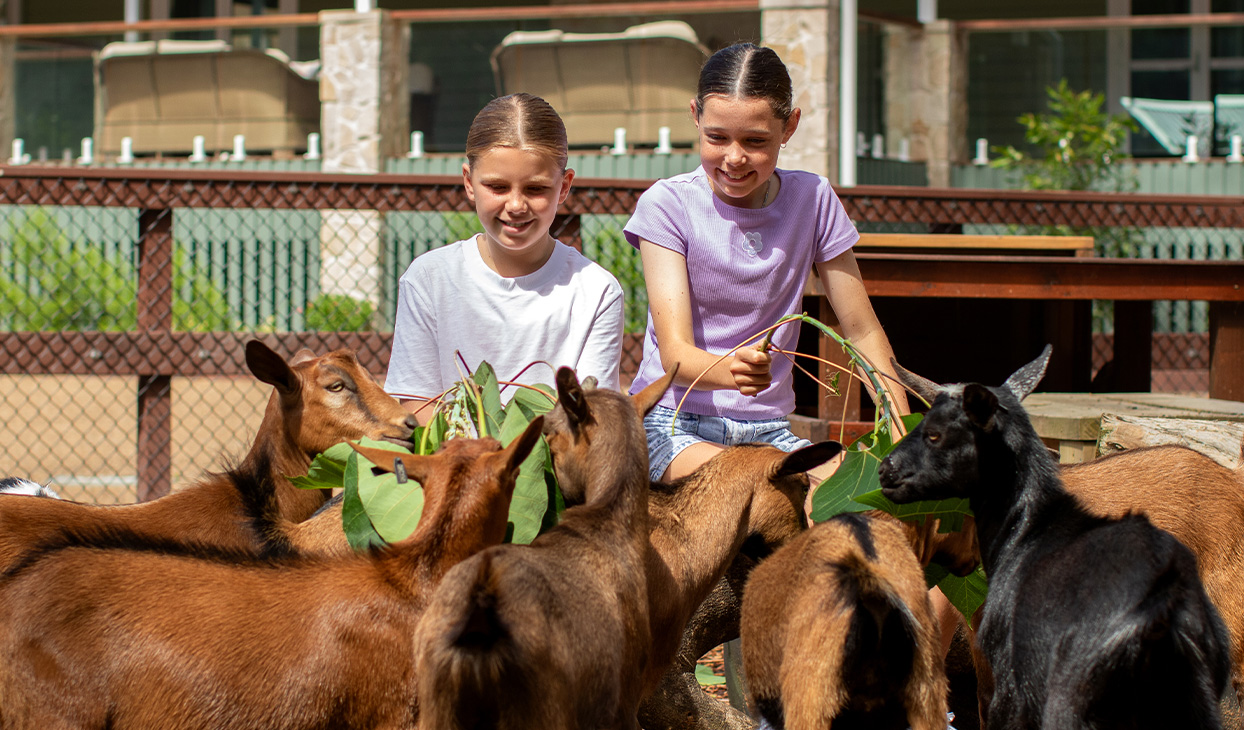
[643,405,812,482]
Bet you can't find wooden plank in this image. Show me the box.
[1024,392,1244,443]
[803,255,1244,301]
[1210,302,1244,402]
[856,233,1093,252]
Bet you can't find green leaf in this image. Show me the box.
[934,566,989,627]
[419,412,449,455]
[503,406,552,545]
[853,490,973,531]
[466,361,504,439]
[289,442,356,490]
[510,383,557,417]
[352,437,425,543]
[810,414,924,522]
[695,664,726,686]
[342,451,386,552]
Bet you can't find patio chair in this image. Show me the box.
[490,20,708,148]
[1120,96,1213,157]
[1215,94,1244,142]
[93,40,320,157]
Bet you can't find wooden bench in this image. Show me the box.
[790,233,1244,445]
[854,232,1094,256]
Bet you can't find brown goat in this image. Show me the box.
[1061,444,1244,706]
[641,441,842,698]
[0,340,416,570]
[741,511,949,730]
[413,366,674,730]
[0,419,543,730]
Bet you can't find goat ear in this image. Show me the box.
[501,416,544,474]
[245,340,299,395]
[349,442,428,481]
[555,367,592,430]
[1002,344,1052,401]
[891,357,941,404]
[632,363,679,417]
[774,441,844,477]
[962,384,998,431]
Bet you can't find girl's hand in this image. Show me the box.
[731,344,773,396]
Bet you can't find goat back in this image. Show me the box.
[980,508,1231,730]
[741,512,947,730]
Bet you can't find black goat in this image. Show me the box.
[877,346,1231,730]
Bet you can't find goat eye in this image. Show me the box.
[327,381,345,392]
[926,432,941,443]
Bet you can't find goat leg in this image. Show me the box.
[639,556,757,730]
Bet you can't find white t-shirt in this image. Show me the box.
[385,237,625,401]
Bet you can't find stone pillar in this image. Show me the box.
[884,19,967,188]
[762,0,837,182]
[317,10,409,315]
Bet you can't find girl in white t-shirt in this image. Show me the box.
[385,93,624,423]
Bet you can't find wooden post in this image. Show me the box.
[136,208,173,502]
[1210,301,1244,402]
[1111,300,1154,392]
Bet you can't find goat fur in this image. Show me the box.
[741,511,948,730]
[413,366,674,730]
[878,347,1231,729]
[0,420,541,730]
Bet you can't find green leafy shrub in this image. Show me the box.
[304,293,376,332]
[0,208,238,332]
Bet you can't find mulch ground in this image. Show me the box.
[696,644,730,702]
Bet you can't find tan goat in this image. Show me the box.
[0,340,415,570]
[741,511,949,730]
[413,366,674,730]
[0,419,542,730]
[1061,443,1244,706]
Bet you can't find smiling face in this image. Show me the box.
[694,95,799,209]
[462,146,573,277]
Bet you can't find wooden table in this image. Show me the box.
[795,250,1244,438]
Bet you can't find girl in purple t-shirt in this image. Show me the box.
[624,43,910,486]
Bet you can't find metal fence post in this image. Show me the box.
[136,207,173,501]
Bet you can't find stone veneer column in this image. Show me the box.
[761,0,837,181]
[317,10,409,312]
[884,19,966,189]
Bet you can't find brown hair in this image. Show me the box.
[693,43,794,124]
[464,92,569,171]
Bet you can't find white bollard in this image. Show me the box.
[8,138,30,165]
[77,137,94,165]
[973,137,989,166]
[231,134,247,162]
[406,130,424,159]
[655,126,673,155]
[118,137,135,164]
[871,133,884,159]
[1181,135,1200,163]
[898,138,910,162]
[188,135,207,163]
[1227,135,1243,164]
[611,127,627,156]
[856,131,868,158]
[304,132,321,160]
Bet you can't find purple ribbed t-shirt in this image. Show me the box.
[624,166,859,419]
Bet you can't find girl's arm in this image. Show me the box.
[815,249,911,416]
[639,239,773,395]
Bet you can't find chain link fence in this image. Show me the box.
[1,169,1241,502]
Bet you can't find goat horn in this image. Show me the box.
[890,358,941,405]
[1002,344,1052,401]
